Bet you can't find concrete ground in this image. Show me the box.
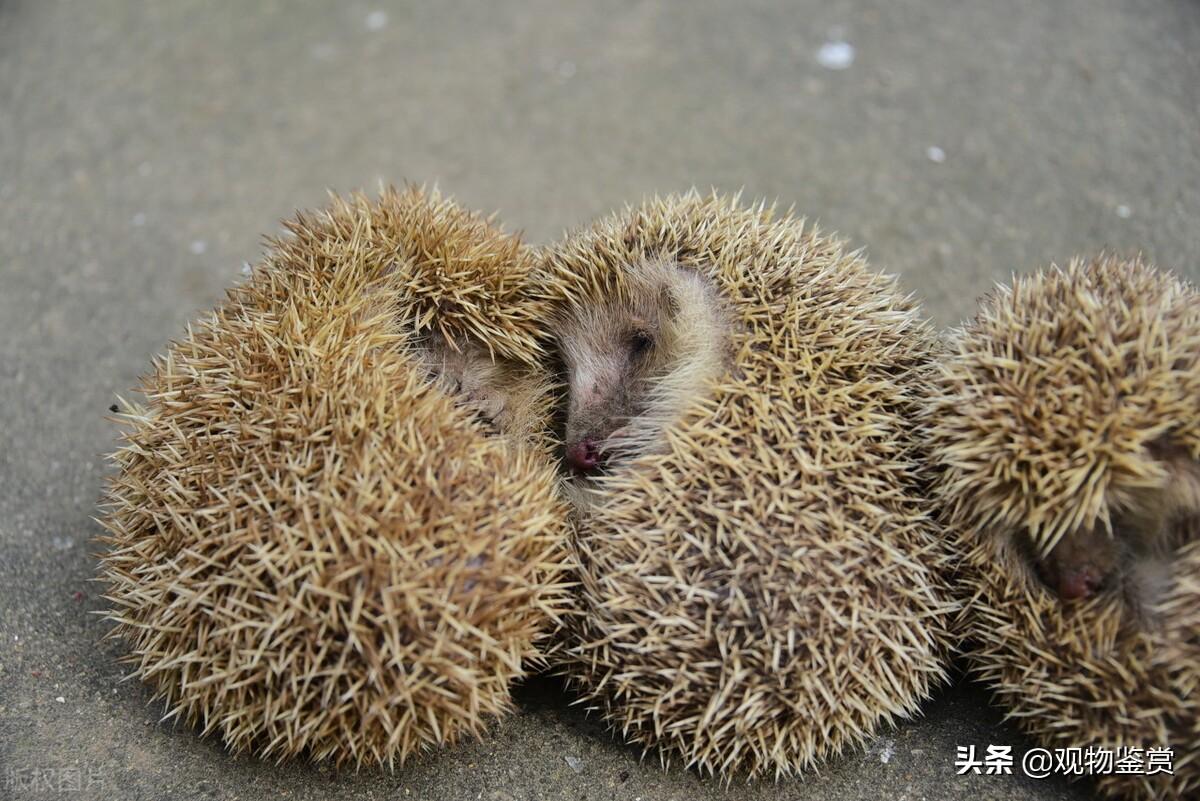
[2,1,1198,799]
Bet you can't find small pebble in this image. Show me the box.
[1116,204,1132,218]
[365,10,388,31]
[816,40,855,70]
[241,262,253,276]
[55,696,65,703]
[190,240,207,255]
[564,755,583,774]
[926,146,946,163]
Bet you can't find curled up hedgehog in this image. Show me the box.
[97,187,573,768]
[540,191,959,780]
[928,255,1200,801]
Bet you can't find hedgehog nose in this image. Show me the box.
[565,438,602,474]
[1058,566,1104,601]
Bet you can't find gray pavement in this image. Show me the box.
[2,1,1198,799]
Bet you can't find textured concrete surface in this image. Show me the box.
[2,1,1198,799]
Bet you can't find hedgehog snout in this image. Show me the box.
[565,437,604,473]
[1055,564,1105,600]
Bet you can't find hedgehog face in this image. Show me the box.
[552,259,730,477]
[1032,524,1126,601]
[1027,451,1200,610]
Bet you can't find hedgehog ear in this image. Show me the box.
[658,283,680,319]
[1164,456,1200,522]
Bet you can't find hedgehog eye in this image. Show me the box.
[629,329,654,357]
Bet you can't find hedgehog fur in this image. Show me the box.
[98,186,573,768]
[928,255,1200,801]
[540,191,959,780]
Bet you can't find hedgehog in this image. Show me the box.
[927,255,1200,801]
[97,186,573,768]
[538,191,959,780]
